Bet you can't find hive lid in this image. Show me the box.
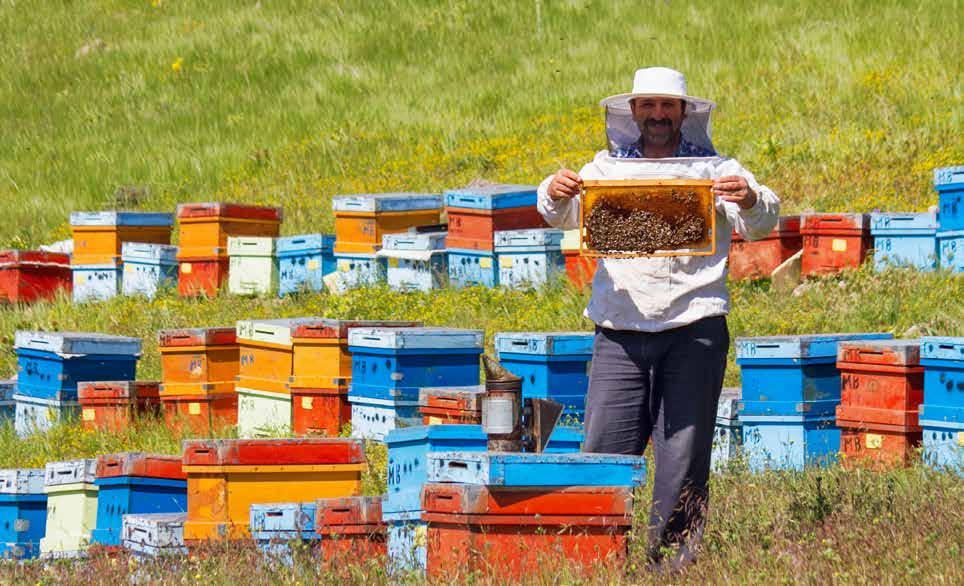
[732,215,801,239]
[444,184,538,210]
[869,212,939,233]
[158,327,238,347]
[426,452,646,486]
[494,331,594,356]
[920,337,964,361]
[0,250,71,266]
[381,232,447,252]
[70,211,174,227]
[801,213,871,231]
[276,234,335,255]
[0,468,45,494]
[181,438,365,466]
[227,236,276,256]
[493,228,565,249]
[837,339,921,366]
[315,496,383,527]
[15,331,142,356]
[418,385,484,410]
[175,202,282,221]
[735,333,893,360]
[934,165,964,188]
[291,319,422,340]
[121,242,179,262]
[420,483,633,517]
[332,193,442,213]
[77,380,160,401]
[236,317,326,346]
[96,452,185,480]
[384,424,487,446]
[45,459,98,486]
[347,327,484,350]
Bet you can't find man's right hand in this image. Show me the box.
[547,169,583,201]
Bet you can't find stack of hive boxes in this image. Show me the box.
[39,459,98,558]
[799,213,872,277]
[736,333,891,471]
[227,236,277,296]
[445,184,545,289]
[286,319,419,437]
[77,381,160,433]
[918,336,963,475]
[935,166,964,272]
[728,215,802,280]
[835,339,924,469]
[378,230,448,292]
[869,212,939,272]
[332,193,442,289]
[0,468,47,560]
[158,327,240,434]
[421,452,645,581]
[181,438,365,545]
[13,331,142,437]
[90,453,187,548]
[494,228,566,290]
[347,327,484,440]
[70,211,173,302]
[121,242,179,298]
[560,229,596,290]
[0,250,71,304]
[276,234,336,296]
[175,203,281,297]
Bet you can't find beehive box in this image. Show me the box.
[72,263,123,302]
[121,242,179,298]
[175,203,282,259]
[494,229,566,289]
[77,381,161,433]
[181,438,365,543]
[122,512,188,557]
[0,468,47,560]
[0,250,71,304]
[920,337,964,410]
[158,327,239,393]
[427,452,646,486]
[276,234,336,297]
[835,339,923,427]
[444,184,544,251]
[291,387,351,437]
[160,392,238,435]
[91,453,187,547]
[870,212,938,272]
[237,318,328,394]
[729,215,802,280]
[70,211,174,266]
[838,420,921,470]
[14,394,80,437]
[446,248,498,288]
[332,193,442,255]
[314,496,386,564]
[227,236,277,296]
[378,232,448,292]
[740,413,840,472]
[800,213,873,276]
[237,386,292,438]
[418,385,484,425]
[735,333,892,417]
[934,165,964,233]
[349,396,421,440]
[39,459,99,558]
[176,255,230,297]
[580,179,716,257]
[938,230,964,272]
[250,501,318,561]
[422,483,633,582]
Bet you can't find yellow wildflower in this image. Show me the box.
[172,57,183,73]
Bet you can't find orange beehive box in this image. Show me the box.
[332,194,442,255]
[77,381,161,433]
[838,419,922,470]
[177,255,230,297]
[800,213,872,277]
[182,439,365,543]
[562,250,597,291]
[315,496,386,564]
[290,388,351,437]
[422,483,633,582]
[729,215,802,281]
[70,212,174,266]
[158,327,239,391]
[160,390,238,434]
[96,452,186,481]
[236,318,333,394]
[175,203,282,259]
[836,339,923,427]
[446,206,547,251]
[287,319,422,391]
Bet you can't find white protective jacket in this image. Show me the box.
[537,152,780,332]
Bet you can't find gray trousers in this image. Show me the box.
[583,316,729,565]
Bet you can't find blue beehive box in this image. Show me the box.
[712,388,742,472]
[383,510,426,573]
[920,337,964,410]
[333,253,385,289]
[347,328,484,401]
[276,234,336,297]
[250,502,318,562]
[121,242,179,298]
[0,468,47,560]
[0,380,14,421]
[736,333,893,416]
[73,263,123,302]
[427,452,646,486]
[494,229,565,289]
[349,396,421,441]
[379,232,448,292]
[937,230,964,272]
[122,512,187,558]
[14,331,142,401]
[494,331,594,420]
[920,417,963,476]
[13,394,80,437]
[444,183,538,210]
[740,413,840,472]
[935,165,964,233]
[447,248,498,288]
[870,212,938,271]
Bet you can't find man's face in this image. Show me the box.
[630,98,686,147]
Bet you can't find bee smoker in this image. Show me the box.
[480,355,563,453]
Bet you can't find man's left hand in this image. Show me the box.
[713,175,757,210]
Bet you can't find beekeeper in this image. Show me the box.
[537,67,780,568]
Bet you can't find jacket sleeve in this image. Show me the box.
[714,158,781,241]
[536,160,599,230]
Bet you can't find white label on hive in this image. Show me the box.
[428,416,442,425]
[500,256,513,268]
[958,431,964,447]
[479,258,492,269]
[831,238,848,252]
[301,396,314,410]
[76,275,87,284]
[82,408,95,421]
[307,259,320,271]
[337,260,350,272]
[388,257,399,268]
[865,433,883,449]
[188,402,201,415]
[181,263,192,274]
[13,519,29,532]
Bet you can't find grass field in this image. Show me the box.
[0,0,962,583]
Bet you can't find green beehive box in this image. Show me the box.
[236,386,292,438]
[39,460,99,558]
[227,236,278,296]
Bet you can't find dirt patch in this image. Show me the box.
[585,189,706,253]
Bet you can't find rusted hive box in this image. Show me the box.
[580,179,716,257]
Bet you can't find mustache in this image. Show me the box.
[644,119,672,128]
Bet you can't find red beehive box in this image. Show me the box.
[419,386,483,425]
[836,339,923,428]
[800,213,872,277]
[729,215,802,281]
[838,419,922,470]
[315,496,386,564]
[422,483,633,582]
[291,388,352,437]
[562,250,597,291]
[161,391,238,435]
[96,452,186,480]
[177,255,230,297]
[446,207,547,251]
[77,381,161,433]
[0,250,72,304]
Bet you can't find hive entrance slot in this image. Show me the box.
[446,461,469,470]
